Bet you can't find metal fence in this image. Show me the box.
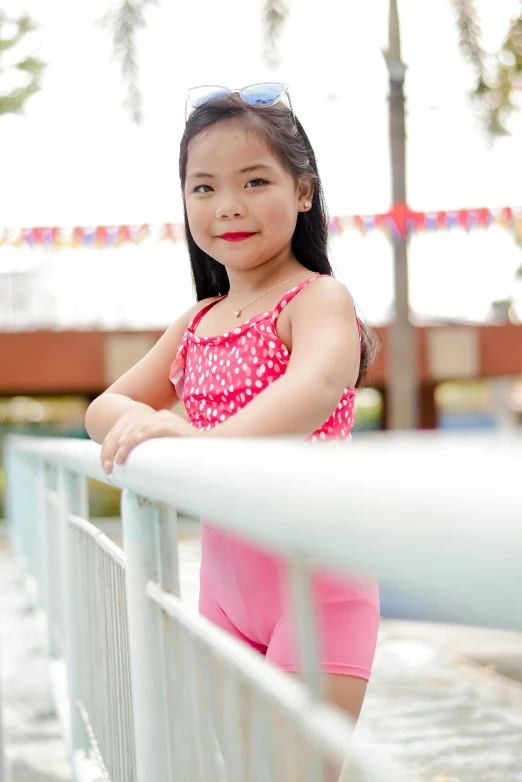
[3,432,521,781]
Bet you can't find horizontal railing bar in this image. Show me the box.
[8,432,522,631]
[68,513,125,569]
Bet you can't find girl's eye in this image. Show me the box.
[245,178,268,188]
[192,179,268,193]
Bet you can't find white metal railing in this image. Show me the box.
[3,431,522,781]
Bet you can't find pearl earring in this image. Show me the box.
[304,201,312,210]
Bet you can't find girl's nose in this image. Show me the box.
[216,198,246,219]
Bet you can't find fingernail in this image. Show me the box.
[104,462,111,473]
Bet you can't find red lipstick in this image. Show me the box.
[219,232,256,242]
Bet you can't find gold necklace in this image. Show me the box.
[227,271,316,318]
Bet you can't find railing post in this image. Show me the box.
[58,468,91,762]
[287,557,321,698]
[4,445,42,600]
[41,463,62,660]
[121,489,172,780]
[155,504,181,599]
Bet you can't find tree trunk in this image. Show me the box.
[385,0,419,429]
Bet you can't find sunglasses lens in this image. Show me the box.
[187,86,231,109]
[240,83,286,106]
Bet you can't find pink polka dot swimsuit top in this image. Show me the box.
[169,275,361,442]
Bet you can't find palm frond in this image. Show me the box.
[0,11,45,116]
[489,10,522,135]
[262,0,290,71]
[451,0,522,136]
[99,0,157,125]
[452,0,486,73]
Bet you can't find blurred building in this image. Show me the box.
[1,319,521,432]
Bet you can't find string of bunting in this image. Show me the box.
[1,204,521,249]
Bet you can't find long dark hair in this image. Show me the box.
[178,93,378,386]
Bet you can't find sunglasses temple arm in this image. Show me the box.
[286,89,296,122]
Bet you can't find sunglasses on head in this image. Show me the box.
[185,82,295,123]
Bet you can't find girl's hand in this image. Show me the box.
[101,409,198,474]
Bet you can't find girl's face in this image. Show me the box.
[184,122,312,271]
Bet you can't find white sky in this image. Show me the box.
[1,0,522,326]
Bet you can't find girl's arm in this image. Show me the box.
[85,298,217,444]
[204,278,360,438]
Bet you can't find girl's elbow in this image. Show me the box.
[84,404,97,442]
[84,397,104,443]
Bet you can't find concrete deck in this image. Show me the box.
[1,534,522,781]
[0,550,71,781]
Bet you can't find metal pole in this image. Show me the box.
[384,0,419,429]
[121,490,172,780]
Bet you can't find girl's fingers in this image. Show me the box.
[101,432,122,473]
[102,426,135,472]
[113,434,134,465]
[113,429,151,465]
[103,420,174,473]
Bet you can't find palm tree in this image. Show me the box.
[260,1,522,135]
[0,9,45,116]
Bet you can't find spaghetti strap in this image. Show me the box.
[188,297,225,333]
[271,274,324,322]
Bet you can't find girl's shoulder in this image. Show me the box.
[283,275,355,316]
[274,275,359,353]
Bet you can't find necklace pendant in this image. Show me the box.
[234,309,242,318]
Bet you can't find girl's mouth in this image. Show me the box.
[219,232,256,242]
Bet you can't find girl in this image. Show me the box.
[86,82,380,773]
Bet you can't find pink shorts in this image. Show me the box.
[199,524,380,681]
